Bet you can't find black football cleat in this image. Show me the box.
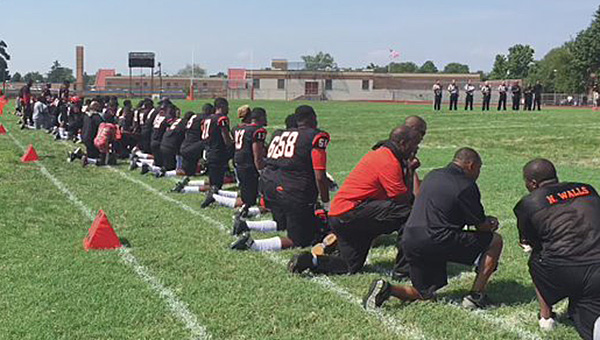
[230,232,254,251]
[288,252,315,274]
[462,292,493,309]
[170,177,190,193]
[231,216,250,236]
[81,155,89,168]
[363,279,392,310]
[155,167,166,178]
[200,190,216,208]
[140,163,150,175]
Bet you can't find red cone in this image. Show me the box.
[83,210,122,251]
[21,144,39,162]
[0,124,6,135]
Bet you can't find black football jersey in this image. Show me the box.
[151,111,175,143]
[263,127,329,204]
[141,108,159,136]
[514,182,600,265]
[180,113,208,149]
[233,123,267,169]
[161,116,190,151]
[202,113,230,160]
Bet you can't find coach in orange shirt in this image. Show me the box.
[289,124,422,274]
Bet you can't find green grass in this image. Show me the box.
[1,100,599,339]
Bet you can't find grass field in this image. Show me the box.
[1,99,599,340]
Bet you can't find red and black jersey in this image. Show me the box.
[263,127,329,204]
[161,116,191,152]
[233,123,267,170]
[202,113,230,161]
[514,182,600,265]
[151,111,176,144]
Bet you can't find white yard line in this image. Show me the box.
[7,133,211,340]
[109,166,429,340]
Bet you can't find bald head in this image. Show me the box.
[523,158,558,191]
[453,147,481,164]
[453,147,482,180]
[389,125,422,158]
[404,116,427,137]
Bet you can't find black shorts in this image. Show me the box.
[236,166,259,206]
[403,228,493,298]
[180,141,205,176]
[83,140,100,159]
[160,146,177,171]
[331,200,411,274]
[530,256,600,340]
[207,158,228,189]
[262,179,318,247]
[150,141,163,167]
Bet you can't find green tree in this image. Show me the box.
[489,54,508,79]
[506,44,535,79]
[84,72,96,87]
[418,60,438,73]
[527,45,581,93]
[569,5,600,91]
[0,40,10,83]
[389,62,418,73]
[301,52,337,71]
[176,64,206,77]
[23,72,45,83]
[11,71,22,82]
[46,60,75,83]
[443,62,470,74]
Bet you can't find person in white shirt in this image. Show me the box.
[481,81,492,111]
[448,80,459,111]
[432,80,442,111]
[32,96,50,130]
[497,81,508,111]
[464,80,475,110]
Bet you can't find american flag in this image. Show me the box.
[389,49,400,59]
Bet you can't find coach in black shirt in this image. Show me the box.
[363,148,503,310]
[514,159,600,339]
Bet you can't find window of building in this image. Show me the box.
[143,82,148,87]
[106,81,111,86]
[166,82,171,87]
[135,82,140,86]
[325,79,332,90]
[253,78,260,89]
[277,79,285,90]
[362,80,370,90]
[203,82,207,87]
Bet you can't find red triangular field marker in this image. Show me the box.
[21,144,39,162]
[83,210,122,251]
[0,124,6,135]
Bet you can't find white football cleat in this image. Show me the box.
[539,316,556,331]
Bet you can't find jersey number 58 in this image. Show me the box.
[267,131,298,159]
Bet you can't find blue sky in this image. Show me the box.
[1,0,597,76]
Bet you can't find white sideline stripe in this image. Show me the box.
[110,167,428,340]
[7,133,211,340]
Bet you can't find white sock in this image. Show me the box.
[247,220,277,232]
[188,179,205,186]
[217,190,238,198]
[247,206,261,217]
[181,186,201,193]
[87,158,98,164]
[250,237,282,251]
[135,151,153,159]
[138,158,154,165]
[149,165,161,174]
[58,127,68,139]
[164,170,177,177]
[213,194,237,208]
